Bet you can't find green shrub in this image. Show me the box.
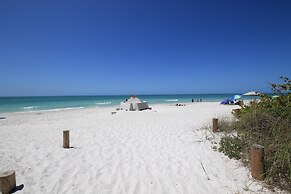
[219,136,245,160]
[217,117,236,133]
[218,77,291,191]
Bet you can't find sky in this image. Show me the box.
[0,0,291,96]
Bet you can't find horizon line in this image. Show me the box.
[0,92,271,98]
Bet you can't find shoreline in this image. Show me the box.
[0,94,256,114]
[1,101,226,115]
[0,100,249,115]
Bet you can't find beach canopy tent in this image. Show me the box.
[120,96,149,111]
[243,91,261,96]
[220,99,234,105]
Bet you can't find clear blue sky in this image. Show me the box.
[0,0,291,96]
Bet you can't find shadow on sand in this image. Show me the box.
[10,184,24,193]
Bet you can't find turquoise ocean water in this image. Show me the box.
[0,94,257,113]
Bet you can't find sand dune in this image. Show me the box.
[0,103,273,193]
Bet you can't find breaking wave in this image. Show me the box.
[95,101,112,105]
[41,107,85,112]
[23,106,39,110]
[166,99,178,102]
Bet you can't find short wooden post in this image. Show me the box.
[212,118,218,132]
[63,130,70,148]
[233,109,240,118]
[0,170,16,194]
[251,144,265,180]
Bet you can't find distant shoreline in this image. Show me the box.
[1,102,214,115]
[0,94,260,113]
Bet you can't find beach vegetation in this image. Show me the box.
[218,77,291,192]
[219,136,245,160]
[216,117,235,134]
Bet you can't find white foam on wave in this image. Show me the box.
[20,106,85,113]
[23,106,39,110]
[166,99,178,102]
[41,107,85,112]
[95,101,112,105]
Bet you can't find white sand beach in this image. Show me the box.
[0,102,273,193]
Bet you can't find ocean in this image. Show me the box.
[0,94,257,113]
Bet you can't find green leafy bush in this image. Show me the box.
[219,77,291,191]
[219,136,245,160]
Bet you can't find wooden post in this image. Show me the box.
[0,170,16,194]
[233,109,240,118]
[63,130,70,148]
[212,118,218,132]
[251,144,265,180]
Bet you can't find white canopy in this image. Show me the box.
[243,91,261,96]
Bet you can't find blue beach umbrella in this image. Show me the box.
[220,99,234,105]
[232,95,241,100]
